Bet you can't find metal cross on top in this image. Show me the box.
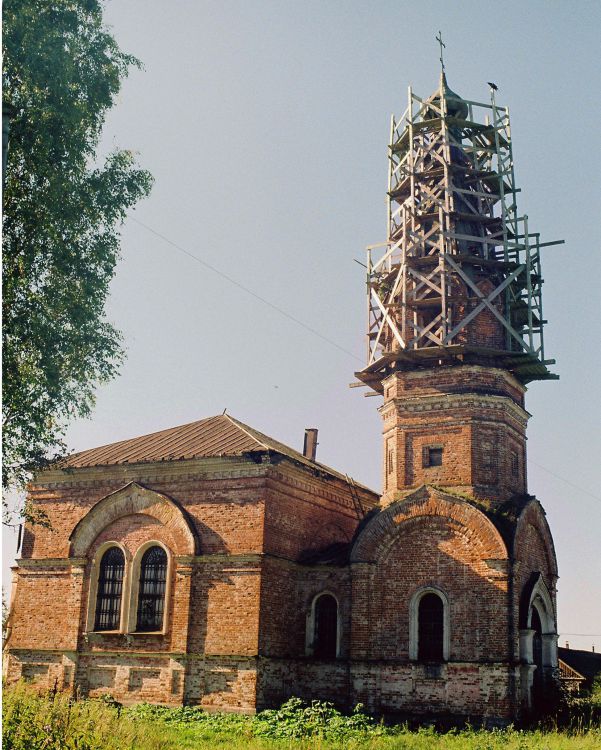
[436,30,446,71]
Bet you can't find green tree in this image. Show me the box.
[2,0,153,493]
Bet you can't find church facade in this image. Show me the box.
[4,75,559,724]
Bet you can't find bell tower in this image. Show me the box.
[355,73,561,505]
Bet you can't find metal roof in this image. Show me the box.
[58,414,375,492]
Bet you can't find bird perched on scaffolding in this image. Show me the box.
[487,81,498,91]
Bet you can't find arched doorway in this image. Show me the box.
[519,575,558,711]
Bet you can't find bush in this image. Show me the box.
[550,693,601,731]
[126,696,388,741]
[252,697,390,739]
[529,677,601,732]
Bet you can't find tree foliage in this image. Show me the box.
[2,0,153,490]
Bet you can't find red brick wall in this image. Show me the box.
[350,662,514,719]
[258,556,350,660]
[512,500,558,661]
[380,366,528,504]
[262,465,373,561]
[7,566,82,651]
[368,516,508,661]
[257,659,350,710]
[5,450,555,723]
[514,503,556,588]
[344,486,515,718]
[258,557,304,659]
[22,462,268,560]
[6,457,375,711]
[200,559,261,656]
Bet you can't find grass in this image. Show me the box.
[2,682,600,750]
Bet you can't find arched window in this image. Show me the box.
[135,546,168,632]
[418,592,444,661]
[409,587,449,662]
[313,593,338,658]
[94,546,125,631]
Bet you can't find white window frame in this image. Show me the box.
[86,541,131,634]
[127,541,172,635]
[86,540,172,636]
[409,585,450,662]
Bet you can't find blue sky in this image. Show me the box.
[4,0,600,651]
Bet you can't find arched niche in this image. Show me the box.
[69,482,199,558]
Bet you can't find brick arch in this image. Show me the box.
[519,572,556,632]
[514,500,558,578]
[350,485,508,563]
[375,513,471,566]
[69,482,199,557]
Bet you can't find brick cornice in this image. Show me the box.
[32,456,271,487]
[261,552,352,572]
[382,364,527,394]
[6,647,515,668]
[16,557,86,570]
[13,551,381,574]
[381,393,530,425]
[33,453,378,500]
[15,552,268,571]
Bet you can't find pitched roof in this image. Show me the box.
[558,647,601,687]
[558,658,585,682]
[58,414,375,492]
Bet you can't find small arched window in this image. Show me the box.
[94,546,125,631]
[136,546,168,632]
[418,592,444,662]
[313,594,338,658]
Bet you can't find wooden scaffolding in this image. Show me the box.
[356,74,561,393]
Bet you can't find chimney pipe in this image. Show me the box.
[303,428,318,461]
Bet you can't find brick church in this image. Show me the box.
[4,74,560,724]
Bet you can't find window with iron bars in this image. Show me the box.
[94,546,125,631]
[136,546,168,632]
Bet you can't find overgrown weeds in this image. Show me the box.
[3,681,143,750]
[3,682,601,750]
[539,679,601,733]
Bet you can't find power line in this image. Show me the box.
[130,217,601,508]
[530,460,601,504]
[131,217,363,363]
